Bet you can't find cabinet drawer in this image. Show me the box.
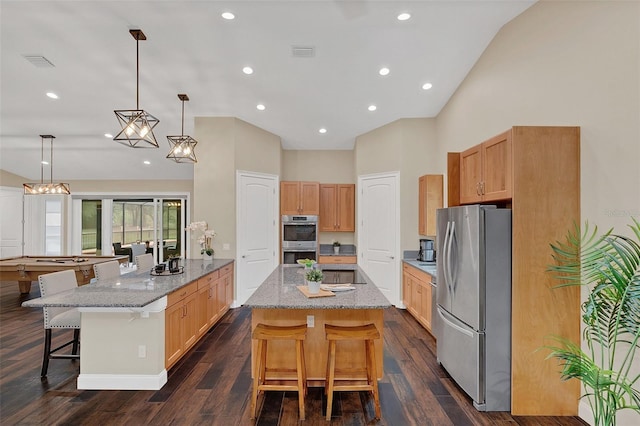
[220,263,233,277]
[318,256,357,264]
[167,281,198,307]
[197,270,219,290]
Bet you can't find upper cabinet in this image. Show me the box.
[418,175,443,236]
[319,184,355,232]
[460,130,512,204]
[280,181,320,215]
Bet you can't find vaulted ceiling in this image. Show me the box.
[0,0,534,181]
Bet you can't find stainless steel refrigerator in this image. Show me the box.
[436,205,512,411]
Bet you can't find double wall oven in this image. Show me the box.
[282,215,318,264]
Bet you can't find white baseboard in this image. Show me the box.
[77,370,167,390]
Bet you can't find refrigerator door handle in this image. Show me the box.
[442,221,451,292]
[437,306,473,337]
[449,221,459,293]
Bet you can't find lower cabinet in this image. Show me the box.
[166,261,235,369]
[165,281,199,368]
[402,263,433,334]
[317,255,357,264]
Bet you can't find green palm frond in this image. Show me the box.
[544,218,640,425]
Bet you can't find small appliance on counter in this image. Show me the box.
[418,238,436,262]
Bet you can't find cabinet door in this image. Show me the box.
[460,145,483,204]
[319,184,337,231]
[481,130,512,202]
[183,292,199,352]
[280,181,301,214]
[336,184,355,231]
[299,182,320,214]
[196,285,210,336]
[420,281,432,330]
[418,175,443,236]
[410,275,422,318]
[165,302,184,368]
[226,270,234,306]
[402,270,412,308]
[208,279,219,326]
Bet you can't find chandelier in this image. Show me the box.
[166,94,198,163]
[23,135,71,195]
[113,29,159,148]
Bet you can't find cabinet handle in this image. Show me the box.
[476,182,481,196]
[481,181,485,195]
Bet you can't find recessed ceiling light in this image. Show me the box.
[256,104,266,111]
[46,92,58,99]
[143,160,151,165]
[422,83,433,90]
[104,133,113,138]
[397,13,411,21]
[368,105,377,112]
[221,12,235,20]
[319,128,327,134]
[242,66,253,75]
[379,67,390,76]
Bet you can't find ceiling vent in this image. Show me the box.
[23,55,55,68]
[291,46,315,58]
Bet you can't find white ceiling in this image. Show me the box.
[0,0,534,181]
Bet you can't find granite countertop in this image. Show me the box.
[244,264,391,309]
[319,244,357,256]
[402,259,437,283]
[21,259,234,309]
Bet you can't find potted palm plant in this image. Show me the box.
[545,218,640,425]
[305,269,323,294]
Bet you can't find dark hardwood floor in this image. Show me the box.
[0,280,587,425]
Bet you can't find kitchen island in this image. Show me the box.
[22,259,234,390]
[244,264,391,385]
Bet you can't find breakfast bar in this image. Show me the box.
[22,259,234,390]
[244,264,392,385]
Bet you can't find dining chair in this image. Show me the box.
[38,269,81,377]
[135,253,154,273]
[93,260,121,281]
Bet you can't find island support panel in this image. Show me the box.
[251,308,384,386]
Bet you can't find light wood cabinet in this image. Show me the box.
[165,280,198,369]
[418,175,443,236]
[317,255,357,264]
[402,263,433,334]
[166,261,235,370]
[319,184,355,232]
[449,126,581,415]
[460,130,512,204]
[280,181,320,215]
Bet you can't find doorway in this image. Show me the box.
[236,171,278,304]
[357,172,400,306]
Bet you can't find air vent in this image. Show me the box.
[291,46,315,58]
[23,55,55,68]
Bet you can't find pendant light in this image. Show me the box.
[166,94,198,163]
[23,135,71,195]
[113,29,159,148]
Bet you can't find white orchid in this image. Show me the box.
[185,221,216,256]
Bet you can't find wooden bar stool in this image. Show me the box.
[251,323,308,420]
[324,323,381,421]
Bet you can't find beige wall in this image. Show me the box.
[435,2,639,423]
[193,117,281,259]
[355,118,438,252]
[0,169,27,187]
[282,150,355,183]
[437,1,640,235]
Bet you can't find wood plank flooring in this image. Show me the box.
[0,280,588,425]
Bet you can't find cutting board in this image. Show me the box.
[296,285,335,298]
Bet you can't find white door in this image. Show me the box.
[358,172,400,305]
[236,171,278,304]
[0,187,24,257]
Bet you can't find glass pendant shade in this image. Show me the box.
[113,29,159,148]
[166,93,198,163]
[23,135,70,195]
